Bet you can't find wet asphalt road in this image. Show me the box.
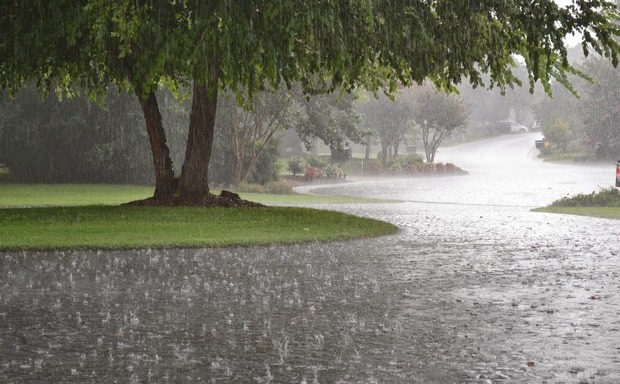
[1,133,619,383]
[300,133,620,382]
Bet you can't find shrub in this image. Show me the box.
[325,164,344,178]
[404,153,425,165]
[304,154,327,169]
[442,162,467,175]
[0,166,13,183]
[385,154,425,174]
[287,156,307,176]
[405,164,419,174]
[304,166,323,181]
[388,161,403,173]
[551,187,620,207]
[422,163,434,174]
[545,118,572,151]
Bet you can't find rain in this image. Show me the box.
[2,1,620,383]
[2,132,620,382]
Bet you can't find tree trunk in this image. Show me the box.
[231,106,245,188]
[135,89,176,199]
[178,82,218,199]
[380,141,388,165]
[421,125,433,163]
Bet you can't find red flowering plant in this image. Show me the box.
[304,166,323,181]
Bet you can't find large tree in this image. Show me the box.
[2,1,620,205]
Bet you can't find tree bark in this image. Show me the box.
[178,81,218,199]
[231,105,245,188]
[380,142,388,165]
[135,89,176,199]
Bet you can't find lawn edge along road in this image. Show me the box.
[0,205,399,251]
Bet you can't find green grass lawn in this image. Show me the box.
[0,184,399,250]
[532,187,620,220]
[532,206,620,220]
[0,183,396,207]
[0,184,155,207]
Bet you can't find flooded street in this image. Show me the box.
[2,134,620,383]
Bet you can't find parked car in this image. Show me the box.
[496,120,529,134]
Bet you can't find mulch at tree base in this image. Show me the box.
[124,191,265,208]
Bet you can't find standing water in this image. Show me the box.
[2,133,620,382]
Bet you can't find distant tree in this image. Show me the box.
[225,87,295,187]
[415,85,469,163]
[459,65,545,137]
[0,84,151,183]
[295,91,364,153]
[495,65,542,125]
[533,80,585,141]
[457,85,510,135]
[209,86,362,187]
[208,120,282,187]
[578,59,620,160]
[356,90,416,164]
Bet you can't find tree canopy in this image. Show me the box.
[1,0,619,204]
[5,1,618,94]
